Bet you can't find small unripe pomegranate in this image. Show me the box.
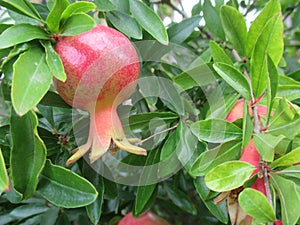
[54,25,146,164]
[118,211,171,225]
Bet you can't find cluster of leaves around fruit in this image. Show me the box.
[0,0,300,225]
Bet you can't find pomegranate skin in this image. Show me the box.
[118,211,171,225]
[54,24,140,110]
[54,25,146,164]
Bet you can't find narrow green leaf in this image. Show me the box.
[267,55,278,123]
[127,112,178,132]
[173,63,219,90]
[247,0,281,56]
[42,41,66,82]
[10,110,46,199]
[250,13,283,98]
[254,133,284,162]
[164,182,197,215]
[279,165,300,179]
[191,119,243,143]
[190,141,242,176]
[210,40,233,65]
[0,0,42,22]
[12,47,52,116]
[213,62,252,100]
[205,161,255,192]
[203,0,225,40]
[242,99,253,148]
[60,13,96,36]
[270,147,300,168]
[267,118,300,140]
[61,1,96,22]
[94,0,117,11]
[0,148,9,193]
[167,16,201,44]
[0,24,49,49]
[9,204,49,220]
[46,0,69,33]
[194,177,228,224]
[134,149,160,215]
[239,188,276,223]
[38,160,98,208]
[130,0,168,45]
[83,161,104,225]
[220,5,247,56]
[270,174,300,225]
[106,10,142,39]
[277,85,300,101]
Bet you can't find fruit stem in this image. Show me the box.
[232,48,274,225]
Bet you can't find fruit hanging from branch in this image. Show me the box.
[118,211,171,225]
[54,25,147,165]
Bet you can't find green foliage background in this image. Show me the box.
[0,0,300,224]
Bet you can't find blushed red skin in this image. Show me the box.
[54,24,140,110]
[225,99,268,123]
[54,25,146,163]
[118,211,171,225]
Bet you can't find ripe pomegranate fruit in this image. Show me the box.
[225,99,267,122]
[54,25,146,164]
[118,211,171,225]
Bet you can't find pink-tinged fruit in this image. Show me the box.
[54,25,146,165]
[118,211,171,225]
[225,99,268,122]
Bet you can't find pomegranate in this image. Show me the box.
[225,99,267,122]
[118,211,171,225]
[54,25,146,165]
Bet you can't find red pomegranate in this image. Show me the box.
[118,211,171,225]
[54,25,146,164]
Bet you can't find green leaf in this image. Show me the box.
[61,1,96,22]
[238,188,276,223]
[190,140,242,176]
[38,160,98,208]
[46,0,69,33]
[164,182,197,215]
[270,146,300,168]
[94,0,117,12]
[279,165,300,179]
[250,13,283,98]
[12,47,52,116]
[106,10,142,39]
[210,40,233,65]
[9,204,49,220]
[127,112,178,132]
[220,5,247,56]
[213,62,252,100]
[270,174,300,225]
[194,177,228,224]
[173,63,219,90]
[277,85,300,101]
[0,0,42,22]
[0,24,50,49]
[267,55,278,122]
[0,148,9,193]
[247,0,281,56]
[60,13,96,36]
[41,41,66,82]
[205,161,255,192]
[167,16,201,44]
[203,0,225,40]
[134,149,160,215]
[10,110,46,199]
[191,119,243,143]
[129,0,168,45]
[82,161,104,225]
[267,117,300,140]
[242,99,253,148]
[254,133,284,162]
